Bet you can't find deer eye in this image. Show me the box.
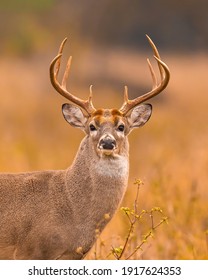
[89,124,97,131]
[117,124,125,132]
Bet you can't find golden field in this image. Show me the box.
[0,48,207,259]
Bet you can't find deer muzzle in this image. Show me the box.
[98,135,116,152]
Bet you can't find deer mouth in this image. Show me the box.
[100,148,116,156]
[98,145,117,156]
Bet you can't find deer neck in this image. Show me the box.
[66,135,129,216]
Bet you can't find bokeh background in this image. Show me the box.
[0,0,208,259]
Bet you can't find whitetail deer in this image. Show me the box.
[0,35,169,259]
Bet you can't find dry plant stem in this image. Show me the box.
[126,217,166,260]
[117,217,134,259]
[150,210,154,229]
[111,245,119,260]
[125,216,168,260]
[117,183,141,260]
[133,182,140,220]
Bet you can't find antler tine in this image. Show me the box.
[62,56,72,89]
[119,35,170,115]
[147,58,157,90]
[146,35,163,78]
[50,38,96,116]
[54,37,67,78]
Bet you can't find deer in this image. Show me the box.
[0,35,170,260]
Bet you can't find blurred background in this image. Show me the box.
[0,0,207,259]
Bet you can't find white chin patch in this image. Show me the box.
[98,147,117,157]
[103,150,114,156]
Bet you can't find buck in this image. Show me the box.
[0,35,169,259]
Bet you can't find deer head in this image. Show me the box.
[50,35,170,158]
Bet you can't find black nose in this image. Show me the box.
[99,138,116,150]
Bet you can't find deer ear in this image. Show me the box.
[127,104,152,129]
[62,103,88,129]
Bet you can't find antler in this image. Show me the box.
[50,38,96,116]
[119,35,170,115]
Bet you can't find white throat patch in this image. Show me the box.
[94,156,129,178]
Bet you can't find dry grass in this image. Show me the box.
[0,49,207,259]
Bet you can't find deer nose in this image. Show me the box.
[99,136,116,150]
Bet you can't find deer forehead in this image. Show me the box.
[91,109,123,125]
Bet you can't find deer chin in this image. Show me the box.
[103,150,114,156]
[97,147,118,158]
